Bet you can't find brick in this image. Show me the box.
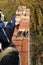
[20,15,30,20]
[12,38,23,46]
[20,20,29,25]
[22,39,28,52]
[20,53,28,65]
[18,21,30,30]
[19,25,30,30]
[11,6,30,65]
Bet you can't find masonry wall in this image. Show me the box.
[11,6,30,65]
[11,21,30,65]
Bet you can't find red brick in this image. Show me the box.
[11,7,30,65]
[20,53,28,65]
[12,39,23,46]
[22,39,28,52]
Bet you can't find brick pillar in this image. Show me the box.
[12,6,30,65]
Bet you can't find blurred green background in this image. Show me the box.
[0,0,43,50]
[0,0,43,64]
[0,0,43,47]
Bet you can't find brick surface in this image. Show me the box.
[22,39,28,52]
[19,20,30,30]
[12,37,29,65]
[12,39,23,46]
[11,24,29,65]
[11,6,30,65]
[20,53,28,65]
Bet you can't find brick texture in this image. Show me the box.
[12,38,28,65]
[11,6,30,65]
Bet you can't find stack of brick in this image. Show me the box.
[15,6,30,33]
[12,6,30,65]
[16,6,30,21]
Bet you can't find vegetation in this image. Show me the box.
[0,0,43,65]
